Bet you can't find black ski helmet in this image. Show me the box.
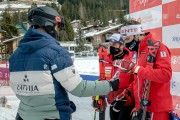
[28,6,64,38]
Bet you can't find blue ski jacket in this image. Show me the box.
[9,28,111,120]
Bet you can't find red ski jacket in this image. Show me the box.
[129,33,173,112]
[106,48,136,104]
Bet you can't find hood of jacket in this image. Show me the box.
[18,28,58,53]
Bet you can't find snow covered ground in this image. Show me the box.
[0,92,110,120]
[0,4,31,9]
[74,57,99,76]
[0,57,111,120]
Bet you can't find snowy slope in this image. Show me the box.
[0,95,19,120]
[0,93,110,120]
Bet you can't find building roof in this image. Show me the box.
[15,23,28,34]
[71,20,81,24]
[3,35,23,43]
[84,24,122,38]
[81,25,94,30]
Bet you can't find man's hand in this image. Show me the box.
[119,59,137,73]
[111,89,133,112]
[109,78,119,91]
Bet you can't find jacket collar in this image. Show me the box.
[139,32,152,49]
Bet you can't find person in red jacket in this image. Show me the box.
[93,33,137,120]
[112,20,173,120]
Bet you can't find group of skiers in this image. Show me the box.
[8,6,173,120]
[92,20,173,120]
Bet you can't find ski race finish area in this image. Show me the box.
[129,0,180,116]
[0,0,179,119]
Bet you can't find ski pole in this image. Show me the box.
[94,109,96,120]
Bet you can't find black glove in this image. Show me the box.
[131,109,143,120]
[70,101,76,112]
[132,110,152,120]
[111,89,133,112]
[109,78,119,91]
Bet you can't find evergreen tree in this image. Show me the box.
[58,0,129,24]
[57,0,65,5]
[64,17,74,41]
[59,30,69,41]
[11,11,28,25]
[31,2,37,8]
[0,23,18,39]
[75,27,85,52]
[21,11,28,23]
[1,10,12,24]
[11,12,19,25]
[0,10,18,39]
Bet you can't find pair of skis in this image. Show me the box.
[140,40,160,120]
[94,44,121,120]
[93,44,108,120]
[93,69,120,120]
[131,39,160,120]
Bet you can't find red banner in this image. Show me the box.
[0,62,9,86]
[162,0,180,26]
[0,67,9,80]
[144,27,162,41]
[130,0,161,13]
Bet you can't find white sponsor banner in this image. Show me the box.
[162,24,180,49]
[162,0,176,4]
[127,5,162,30]
[171,72,180,96]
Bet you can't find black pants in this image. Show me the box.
[16,113,23,120]
[110,106,134,120]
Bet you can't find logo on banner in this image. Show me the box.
[176,104,180,110]
[139,0,149,6]
[172,56,180,65]
[172,36,180,44]
[137,17,142,23]
[132,15,154,24]
[177,14,180,19]
[171,76,177,89]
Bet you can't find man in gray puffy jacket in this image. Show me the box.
[9,6,119,120]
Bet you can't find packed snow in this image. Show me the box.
[0,4,31,9]
[0,57,111,120]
